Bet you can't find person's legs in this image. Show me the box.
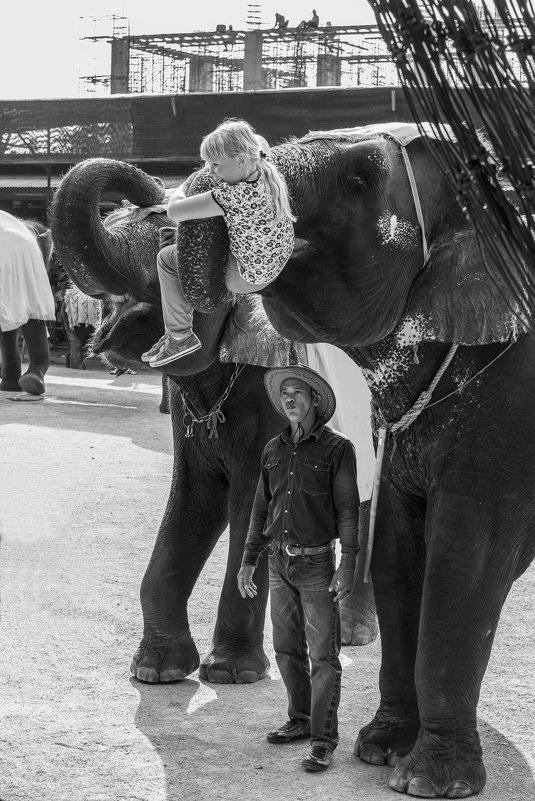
[297,550,341,754]
[157,245,194,339]
[269,550,312,733]
[143,245,201,366]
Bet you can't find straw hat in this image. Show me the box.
[264,364,336,424]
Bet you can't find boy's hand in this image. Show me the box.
[237,565,257,598]
[329,566,355,603]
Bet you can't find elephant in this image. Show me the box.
[165,122,535,798]
[50,158,377,687]
[0,213,54,395]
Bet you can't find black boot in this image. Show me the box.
[19,319,50,395]
[0,328,22,391]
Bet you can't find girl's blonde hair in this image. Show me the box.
[200,119,296,222]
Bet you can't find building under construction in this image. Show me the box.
[81,12,525,96]
[83,24,401,95]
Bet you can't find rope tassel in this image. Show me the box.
[179,363,245,440]
[206,409,226,439]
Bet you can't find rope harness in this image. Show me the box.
[178,363,246,439]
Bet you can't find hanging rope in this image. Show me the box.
[178,363,246,439]
[389,343,458,435]
[363,343,457,583]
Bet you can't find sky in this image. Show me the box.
[0,0,377,99]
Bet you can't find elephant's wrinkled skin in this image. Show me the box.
[175,129,535,797]
[50,159,376,687]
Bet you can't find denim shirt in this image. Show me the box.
[242,421,360,568]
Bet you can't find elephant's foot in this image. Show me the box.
[199,643,270,684]
[0,379,22,391]
[340,607,379,646]
[355,708,420,767]
[67,361,86,370]
[19,371,45,395]
[388,728,485,798]
[340,596,379,646]
[130,633,200,683]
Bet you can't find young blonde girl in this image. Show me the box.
[143,118,296,368]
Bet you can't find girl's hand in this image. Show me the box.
[237,565,257,598]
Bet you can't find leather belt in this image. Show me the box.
[285,541,335,557]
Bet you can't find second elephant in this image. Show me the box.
[50,159,377,685]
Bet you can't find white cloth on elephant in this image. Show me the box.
[64,285,102,329]
[0,210,55,331]
[301,121,456,146]
[306,343,375,500]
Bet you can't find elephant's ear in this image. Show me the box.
[178,169,230,312]
[398,230,529,346]
[219,294,307,367]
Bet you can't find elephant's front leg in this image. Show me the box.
[0,329,22,390]
[387,535,510,798]
[355,487,423,766]
[131,470,228,683]
[199,480,270,684]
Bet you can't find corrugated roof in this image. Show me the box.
[0,175,63,189]
[0,174,186,189]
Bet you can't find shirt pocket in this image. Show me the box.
[300,457,331,496]
[265,457,281,472]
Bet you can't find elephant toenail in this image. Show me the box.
[359,746,387,765]
[134,666,160,683]
[388,768,408,792]
[407,776,438,797]
[160,668,187,682]
[446,781,473,798]
[387,749,409,766]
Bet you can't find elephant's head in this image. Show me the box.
[178,128,527,349]
[50,159,233,375]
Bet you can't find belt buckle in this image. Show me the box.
[285,544,298,557]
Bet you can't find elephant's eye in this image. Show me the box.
[351,175,367,187]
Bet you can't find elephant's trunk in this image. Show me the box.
[175,169,231,312]
[50,158,167,297]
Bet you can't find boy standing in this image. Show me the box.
[237,365,360,772]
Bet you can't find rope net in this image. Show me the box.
[369,0,535,324]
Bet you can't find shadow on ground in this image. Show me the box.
[133,674,535,801]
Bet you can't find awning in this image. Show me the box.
[0,174,186,190]
[0,174,63,189]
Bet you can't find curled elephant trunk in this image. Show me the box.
[51,158,168,297]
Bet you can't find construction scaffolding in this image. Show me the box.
[80,14,527,96]
[81,25,400,95]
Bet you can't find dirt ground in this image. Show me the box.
[1,353,534,801]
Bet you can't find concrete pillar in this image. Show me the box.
[189,56,214,93]
[110,38,130,94]
[244,31,263,91]
[316,53,341,86]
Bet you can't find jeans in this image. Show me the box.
[269,548,342,751]
[157,245,271,339]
